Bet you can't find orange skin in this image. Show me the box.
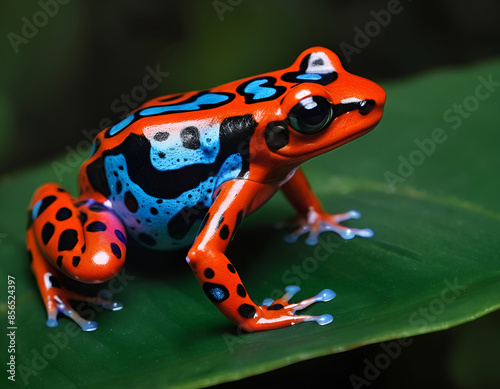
[27,47,385,332]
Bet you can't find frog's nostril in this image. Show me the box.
[358,99,375,115]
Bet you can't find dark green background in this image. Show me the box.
[1,0,499,174]
[1,1,499,388]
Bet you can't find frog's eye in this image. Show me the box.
[288,96,333,134]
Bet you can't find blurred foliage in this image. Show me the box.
[1,0,499,173]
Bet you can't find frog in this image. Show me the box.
[26,47,386,332]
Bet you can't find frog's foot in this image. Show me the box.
[284,208,374,245]
[239,286,335,332]
[45,285,123,332]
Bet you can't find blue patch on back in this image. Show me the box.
[140,93,230,116]
[105,92,234,138]
[236,76,286,104]
[109,115,135,137]
[297,73,322,80]
[243,79,277,100]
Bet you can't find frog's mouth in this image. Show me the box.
[333,98,375,118]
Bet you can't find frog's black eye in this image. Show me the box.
[288,96,333,134]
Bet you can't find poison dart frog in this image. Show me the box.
[27,47,385,332]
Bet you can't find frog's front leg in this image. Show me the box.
[27,183,126,331]
[187,179,334,332]
[281,168,374,245]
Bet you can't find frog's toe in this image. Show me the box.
[102,301,124,311]
[45,317,59,328]
[314,288,337,302]
[304,230,321,246]
[80,320,99,332]
[315,314,334,325]
[332,209,361,223]
[95,289,124,311]
[324,224,373,240]
[352,227,374,238]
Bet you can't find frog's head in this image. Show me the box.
[259,47,385,164]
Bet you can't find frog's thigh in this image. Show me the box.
[28,183,127,283]
[27,183,127,330]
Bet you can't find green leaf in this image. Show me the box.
[1,59,499,388]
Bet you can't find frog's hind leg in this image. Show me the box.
[27,183,126,330]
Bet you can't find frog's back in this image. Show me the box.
[78,89,258,250]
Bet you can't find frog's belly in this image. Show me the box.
[102,152,243,250]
